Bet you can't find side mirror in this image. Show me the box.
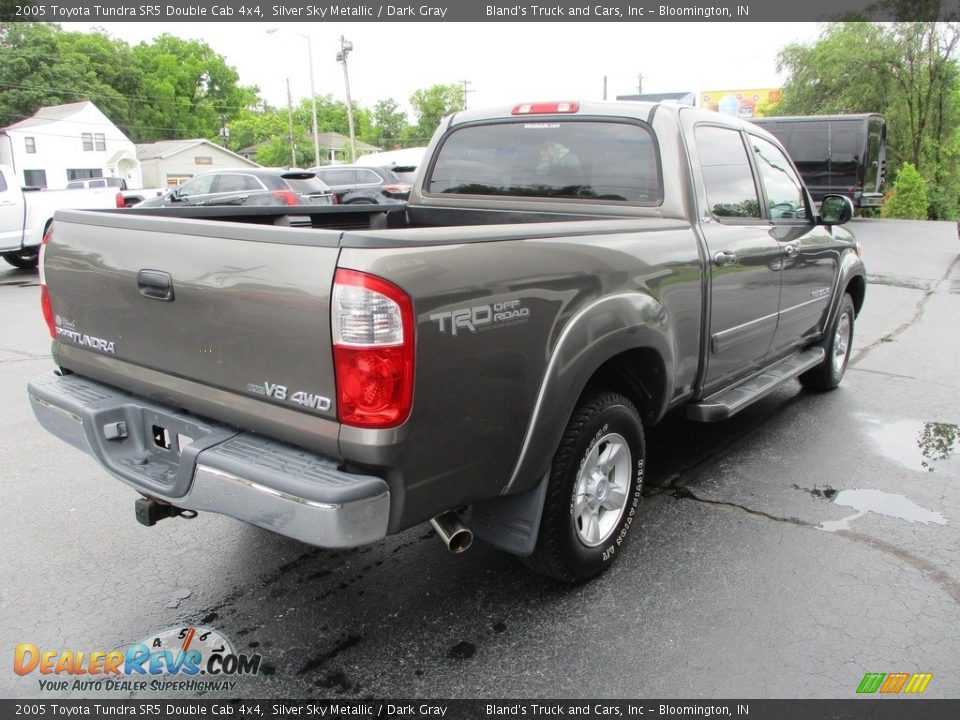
[818,194,854,226]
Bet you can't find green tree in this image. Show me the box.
[0,23,136,132]
[131,35,259,142]
[774,21,960,219]
[409,84,465,145]
[881,162,929,218]
[368,98,410,149]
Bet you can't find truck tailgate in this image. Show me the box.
[44,210,343,452]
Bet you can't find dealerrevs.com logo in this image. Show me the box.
[14,626,262,693]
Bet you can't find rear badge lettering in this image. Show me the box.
[247,381,331,411]
[55,326,116,354]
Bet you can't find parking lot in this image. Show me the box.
[1,218,958,699]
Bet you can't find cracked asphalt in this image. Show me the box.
[1,219,958,700]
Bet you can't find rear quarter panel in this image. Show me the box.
[337,219,703,530]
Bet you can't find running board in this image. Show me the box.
[687,347,826,422]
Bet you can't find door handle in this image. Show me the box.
[783,243,800,258]
[713,250,737,267]
[138,270,174,301]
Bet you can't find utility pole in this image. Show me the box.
[460,79,474,110]
[637,73,644,95]
[603,75,608,101]
[286,78,297,167]
[337,36,357,163]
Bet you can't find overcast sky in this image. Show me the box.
[70,22,824,116]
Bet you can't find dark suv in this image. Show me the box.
[310,165,413,204]
[139,168,334,207]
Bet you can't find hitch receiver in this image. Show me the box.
[135,497,187,527]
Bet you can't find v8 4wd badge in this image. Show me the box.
[246,380,331,411]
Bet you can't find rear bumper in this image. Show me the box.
[27,372,390,548]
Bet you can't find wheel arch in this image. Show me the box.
[500,292,676,498]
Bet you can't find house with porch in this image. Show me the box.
[0,101,141,189]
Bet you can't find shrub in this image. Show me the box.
[881,163,929,219]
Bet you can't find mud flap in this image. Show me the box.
[469,473,549,556]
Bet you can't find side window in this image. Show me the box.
[178,175,215,197]
[695,125,761,219]
[356,169,382,185]
[0,172,6,192]
[750,135,809,220]
[211,174,261,193]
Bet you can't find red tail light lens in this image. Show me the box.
[272,190,299,205]
[382,184,411,196]
[40,228,55,338]
[332,269,414,428]
[115,192,125,208]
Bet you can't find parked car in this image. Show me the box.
[137,168,334,208]
[311,164,413,204]
[65,177,165,207]
[65,177,128,190]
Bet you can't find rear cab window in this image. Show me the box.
[426,120,662,204]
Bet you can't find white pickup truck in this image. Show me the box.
[0,164,124,269]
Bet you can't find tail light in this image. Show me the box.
[272,190,299,205]
[331,192,339,205]
[332,269,414,428]
[40,228,55,338]
[382,183,411,196]
[115,192,125,208]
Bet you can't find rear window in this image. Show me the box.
[426,120,661,204]
[284,177,331,195]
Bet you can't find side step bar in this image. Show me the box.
[687,347,826,422]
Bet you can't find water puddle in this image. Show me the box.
[819,488,948,533]
[859,416,959,473]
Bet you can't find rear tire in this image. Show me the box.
[3,249,39,270]
[523,391,645,583]
[799,293,855,391]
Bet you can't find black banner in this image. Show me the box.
[2,700,960,719]
[1,0,959,23]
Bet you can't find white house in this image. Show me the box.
[0,101,141,189]
[136,140,260,188]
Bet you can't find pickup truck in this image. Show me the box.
[28,101,865,582]
[0,164,124,269]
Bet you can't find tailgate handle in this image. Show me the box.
[138,270,174,301]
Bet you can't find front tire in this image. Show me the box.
[524,391,645,583]
[800,293,856,391]
[3,249,39,270]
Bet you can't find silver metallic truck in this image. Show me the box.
[28,101,865,582]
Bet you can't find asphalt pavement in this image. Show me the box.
[1,218,957,699]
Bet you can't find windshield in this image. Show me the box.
[427,120,661,204]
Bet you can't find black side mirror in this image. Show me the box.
[818,194,854,226]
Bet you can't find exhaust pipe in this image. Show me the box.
[430,511,473,553]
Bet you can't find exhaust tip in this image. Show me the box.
[430,511,473,554]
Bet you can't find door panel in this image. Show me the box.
[691,124,782,392]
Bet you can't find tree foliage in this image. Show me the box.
[774,21,960,219]
[0,23,456,166]
[881,162,929,219]
[409,84,465,145]
[0,23,259,143]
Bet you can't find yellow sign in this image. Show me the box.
[700,88,782,118]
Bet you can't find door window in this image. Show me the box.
[749,135,809,220]
[177,175,216,197]
[694,125,761,219]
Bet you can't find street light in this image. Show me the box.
[267,28,320,168]
[336,36,357,163]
